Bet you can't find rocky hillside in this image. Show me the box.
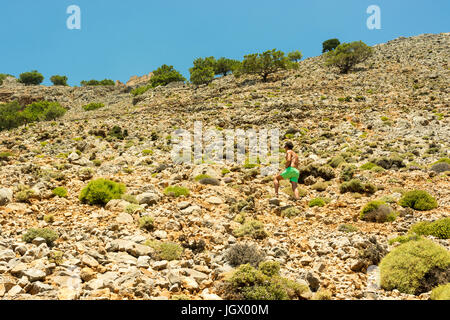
[0,33,449,300]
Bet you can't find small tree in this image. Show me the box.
[50,75,68,86]
[192,56,217,70]
[325,41,373,74]
[19,70,44,85]
[190,67,215,85]
[150,64,185,87]
[214,57,240,76]
[287,50,303,63]
[322,38,340,53]
[239,49,294,82]
[80,79,115,86]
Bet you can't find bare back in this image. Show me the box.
[286,150,299,169]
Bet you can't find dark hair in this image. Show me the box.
[284,141,294,150]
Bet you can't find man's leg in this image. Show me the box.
[291,181,300,200]
[274,175,283,197]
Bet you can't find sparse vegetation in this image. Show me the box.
[83,103,105,111]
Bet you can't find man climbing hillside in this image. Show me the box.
[274,141,301,200]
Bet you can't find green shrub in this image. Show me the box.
[131,84,152,96]
[0,73,12,85]
[24,101,67,122]
[82,103,105,111]
[15,185,35,203]
[228,264,310,300]
[311,181,328,192]
[50,75,68,86]
[379,239,450,295]
[259,261,281,277]
[322,38,340,53]
[221,168,231,175]
[281,207,302,218]
[328,156,345,168]
[432,158,450,165]
[388,234,421,245]
[430,283,450,300]
[0,151,13,161]
[309,198,326,208]
[340,164,356,182]
[312,289,332,300]
[19,70,44,85]
[340,179,377,195]
[44,214,55,223]
[142,149,153,156]
[138,216,154,231]
[79,178,126,206]
[52,187,68,198]
[360,162,377,170]
[22,228,59,246]
[147,241,183,261]
[338,224,358,233]
[194,174,211,181]
[150,64,185,87]
[164,186,190,197]
[0,101,67,131]
[399,190,438,211]
[409,218,450,239]
[233,219,268,239]
[325,41,373,74]
[80,79,115,86]
[125,204,143,214]
[121,194,138,204]
[108,126,128,140]
[360,200,397,222]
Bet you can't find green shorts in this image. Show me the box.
[280,167,300,183]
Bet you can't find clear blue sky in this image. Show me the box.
[0,0,448,86]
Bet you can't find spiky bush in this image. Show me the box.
[79,179,126,206]
[227,263,310,300]
[379,239,450,295]
[409,218,450,239]
[52,187,68,198]
[430,283,450,300]
[147,241,183,261]
[138,216,154,231]
[281,207,302,218]
[338,224,358,233]
[164,186,190,197]
[233,219,268,239]
[360,200,397,222]
[399,190,438,211]
[82,103,105,111]
[309,198,326,208]
[225,243,265,267]
[22,228,59,246]
[340,179,376,195]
